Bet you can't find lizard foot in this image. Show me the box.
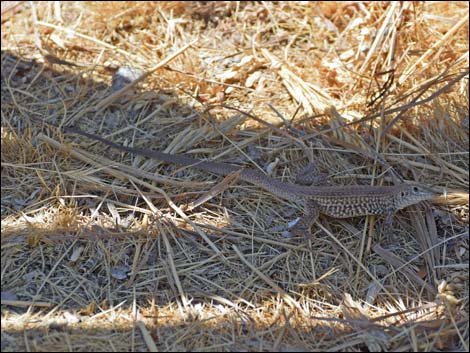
[286,218,313,239]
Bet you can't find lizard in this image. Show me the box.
[65,127,436,235]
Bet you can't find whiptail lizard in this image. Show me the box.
[66,128,435,235]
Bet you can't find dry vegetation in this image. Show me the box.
[1,1,469,351]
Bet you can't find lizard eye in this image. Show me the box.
[401,191,406,197]
[412,186,419,193]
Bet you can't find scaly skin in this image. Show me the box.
[66,127,435,234]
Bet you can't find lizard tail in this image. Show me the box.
[66,127,241,175]
[66,127,304,201]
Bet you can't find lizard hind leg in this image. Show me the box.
[295,162,328,186]
[288,200,320,239]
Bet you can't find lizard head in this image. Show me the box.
[394,183,435,210]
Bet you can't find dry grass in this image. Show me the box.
[1,1,468,351]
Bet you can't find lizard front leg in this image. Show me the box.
[288,200,320,238]
[380,211,395,237]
